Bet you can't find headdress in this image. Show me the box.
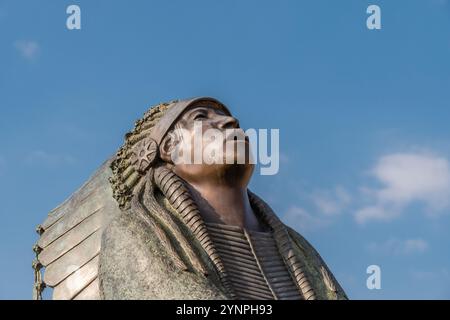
[110,97,231,209]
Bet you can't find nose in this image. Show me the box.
[217,115,239,129]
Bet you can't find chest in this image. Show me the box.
[206,222,302,300]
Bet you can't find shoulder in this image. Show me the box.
[99,212,227,300]
[99,212,172,299]
[101,211,164,258]
[285,225,348,300]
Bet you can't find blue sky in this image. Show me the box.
[1,0,450,299]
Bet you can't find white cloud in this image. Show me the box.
[25,151,76,166]
[355,205,401,224]
[311,186,351,216]
[282,206,330,233]
[355,152,450,224]
[14,40,40,60]
[374,153,450,208]
[281,186,351,233]
[367,238,428,256]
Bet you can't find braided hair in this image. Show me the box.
[109,101,236,297]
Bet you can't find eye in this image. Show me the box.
[193,113,207,120]
[214,109,226,116]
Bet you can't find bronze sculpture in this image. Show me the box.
[33,97,347,300]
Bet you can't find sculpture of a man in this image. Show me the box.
[33,97,347,300]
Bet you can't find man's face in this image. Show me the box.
[163,103,254,186]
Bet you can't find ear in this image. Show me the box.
[159,130,178,164]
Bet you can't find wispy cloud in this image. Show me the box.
[311,185,351,216]
[367,238,429,256]
[281,186,352,232]
[14,40,40,61]
[281,185,351,233]
[24,150,76,167]
[355,152,450,224]
[282,205,331,233]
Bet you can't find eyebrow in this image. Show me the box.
[187,106,225,118]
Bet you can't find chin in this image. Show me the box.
[222,161,254,179]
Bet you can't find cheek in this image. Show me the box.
[175,131,197,155]
[203,137,222,150]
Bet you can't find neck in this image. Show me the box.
[184,180,265,232]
